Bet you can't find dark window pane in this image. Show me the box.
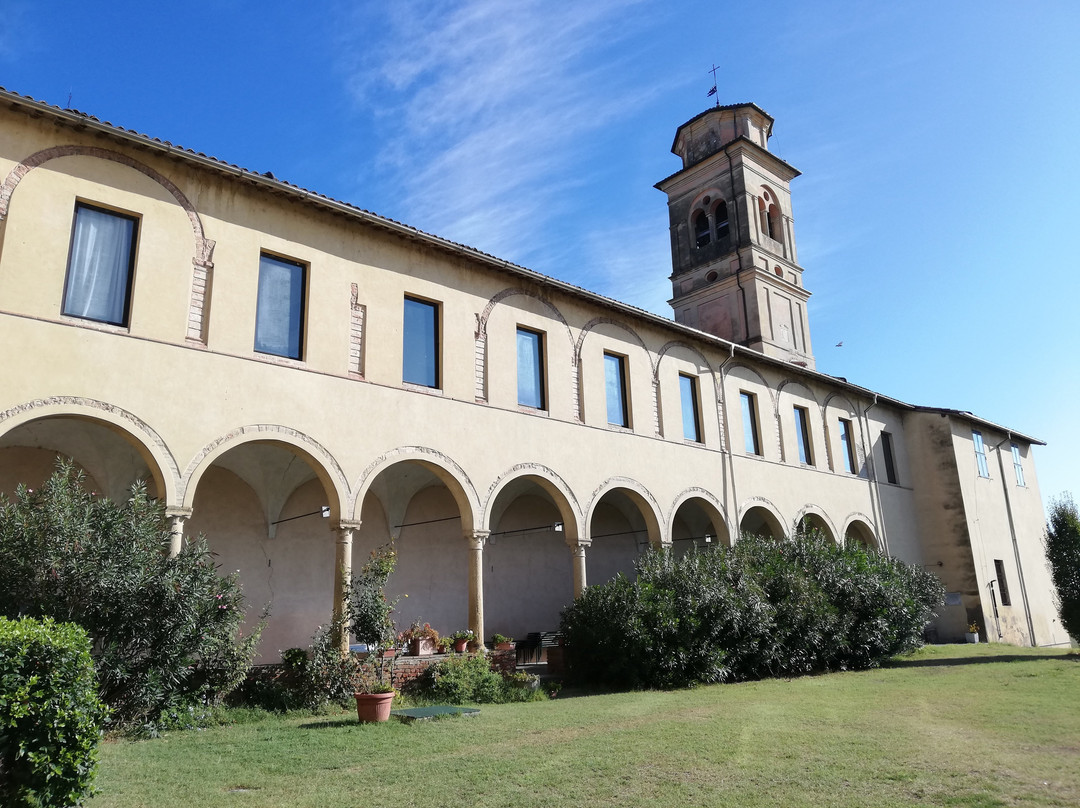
[517,328,544,409]
[403,297,439,387]
[254,254,305,359]
[63,203,138,326]
[604,353,628,427]
[680,374,701,442]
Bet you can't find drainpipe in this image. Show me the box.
[993,433,1037,646]
[858,394,889,554]
[718,342,738,542]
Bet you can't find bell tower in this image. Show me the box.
[655,103,814,368]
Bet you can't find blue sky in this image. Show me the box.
[2,1,1078,507]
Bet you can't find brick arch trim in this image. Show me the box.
[0,144,216,343]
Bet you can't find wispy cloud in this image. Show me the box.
[336,0,661,271]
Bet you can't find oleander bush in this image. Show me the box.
[560,530,944,690]
[1045,494,1080,641]
[0,462,263,731]
[0,616,108,808]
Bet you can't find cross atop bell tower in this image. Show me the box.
[655,103,814,368]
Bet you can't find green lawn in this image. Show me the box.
[92,644,1079,808]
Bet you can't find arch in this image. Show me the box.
[483,464,583,541]
[182,425,349,521]
[842,515,879,552]
[575,317,657,429]
[758,186,782,244]
[0,144,216,342]
[0,396,180,505]
[473,287,575,406]
[585,477,664,547]
[351,446,479,534]
[655,340,721,443]
[668,488,731,550]
[739,498,786,541]
[792,505,838,544]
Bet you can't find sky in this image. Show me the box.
[2,1,1078,508]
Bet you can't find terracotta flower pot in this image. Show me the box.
[354,691,394,723]
[410,637,436,656]
[379,648,397,659]
[495,642,514,651]
[453,639,468,653]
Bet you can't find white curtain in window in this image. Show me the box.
[63,206,134,325]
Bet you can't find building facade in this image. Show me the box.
[0,88,1068,659]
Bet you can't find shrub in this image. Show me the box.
[0,462,263,729]
[0,616,109,808]
[408,653,544,704]
[560,531,944,689]
[1045,494,1080,640]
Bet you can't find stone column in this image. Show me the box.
[333,521,361,653]
[165,508,192,557]
[466,531,489,645]
[571,543,588,598]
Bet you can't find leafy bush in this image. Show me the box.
[560,531,944,690]
[0,616,109,808]
[0,462,263,729]
[408,653,544,704]
[1045,494,1080,640]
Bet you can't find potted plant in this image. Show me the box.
[492,633,515,651]
[965,621,980,644]
[348,544,401,721]
[400,620,440,656]
[436,636,452,655]
[450,629,473,653]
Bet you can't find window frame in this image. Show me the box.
[516,326,546,410]
[881,430,898,484]
[403,295,441,389]
[1011,443,1026,487]
[679,373,702,443]
[994,559,1012,606]
[61,201,140,328]
[838,418,857,474]
[740,391,761,456]
[604,352,630,428]
[793,405,813,465]
[972,430,990,478]
[253,252,307,360]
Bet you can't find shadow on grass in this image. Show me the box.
[297,717,364,730]
[884,652,1077,669]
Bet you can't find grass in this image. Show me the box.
[91,644,1079,808]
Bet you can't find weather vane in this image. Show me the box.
[707,64,719,106]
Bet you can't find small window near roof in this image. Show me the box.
[740,391,761,456]
[604,352,630,427]
[838,418,856,473]
[972,430,990,478]
[794,406,813,465]
[403,296,440,388]
[62,202,139,327]
[517,327,545,409]
[1011,443,1025,487]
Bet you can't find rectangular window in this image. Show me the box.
[403,296,439,388]
[740,391,761,455]
[604,352,629,427]
[679,374,702,442]
[254,253,305,359]
[973,430,990,478]
[881,431,898,484]
[62,202,139,327]
[994,559,1012,606]
[517,327,545,409]
[1011,443,1026,487]
[839,418,856,473]
[793,405,813,465]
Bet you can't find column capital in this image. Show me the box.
[335,519,363,533]
[165,507,192,521]
[465,530,490,550]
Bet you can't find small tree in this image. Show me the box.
[1045,494,1080,641]
[0,461,263,728]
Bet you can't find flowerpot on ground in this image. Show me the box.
[354,692,394,723]
[965,632,979,643]
[453,639,468,653]
[411,637,436,656]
